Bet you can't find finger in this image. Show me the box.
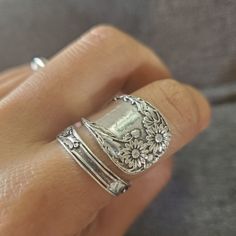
[0,65,32,99]
[76,80,210,232]
[0,65,31,84]
[0,79,210,235]
[80,81,211,236]
[0,25,171,143]
[0,72,30,98]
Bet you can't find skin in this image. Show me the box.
[0,25,211,236]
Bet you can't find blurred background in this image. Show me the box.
[0,1,235,235]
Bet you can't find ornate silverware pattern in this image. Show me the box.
[82,95,171,175]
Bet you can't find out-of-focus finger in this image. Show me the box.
[0,65,31,84]
[0,73,30,98]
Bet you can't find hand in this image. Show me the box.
[0,25,211,236]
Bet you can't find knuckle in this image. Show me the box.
[81,24,122,47]
[63,24,123,65]
[67,24,143,67]
[156,79,200,129]
[89,24,120,37]
[70,24,130,59]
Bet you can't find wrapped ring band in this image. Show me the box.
[57,126,129,196]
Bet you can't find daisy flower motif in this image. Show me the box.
[120,139,148,170]
[146,125,171,155]
[143,109,160,129]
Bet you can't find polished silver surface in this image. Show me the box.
[30,57,47,71]
[82,95,171,175]
[57,126,129,196]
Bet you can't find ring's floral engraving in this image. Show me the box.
[82,95,171,174]
[120,139,148,169]
[146,124,171,154]
[58,127,81,150]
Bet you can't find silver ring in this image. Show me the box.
[82,95,171,175]
[30,57,47,71]
[57,126,129,196]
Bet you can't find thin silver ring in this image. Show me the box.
[57,126,129,196]
[30,57,47,71]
